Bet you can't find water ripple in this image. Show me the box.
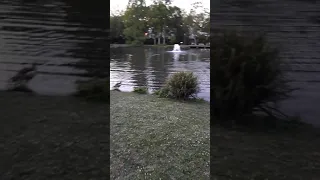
[0,0,108,95]
[111,47,210,101]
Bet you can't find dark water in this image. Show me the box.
[110,47,210,101]
[0,0,108,95]
[212,0,320,126]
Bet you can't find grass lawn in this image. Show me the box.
[1,91,320,180]
[212,124,320,180]
[110,91,210,179]
[0,92,109,180]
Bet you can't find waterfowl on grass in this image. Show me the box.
[10,62,38,83]
[113,81,122,89]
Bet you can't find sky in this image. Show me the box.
[110,0,210,15]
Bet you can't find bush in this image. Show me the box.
[154,87,170,98]
[157,72,199,100]
[133,86,148,94]
[74,78,109,102]
[211,31,296,124]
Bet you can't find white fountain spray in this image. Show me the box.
[173,44,181,52]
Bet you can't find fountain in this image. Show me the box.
[167,43,186,55]
[173,44,181,52]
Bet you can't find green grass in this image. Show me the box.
[0,91,109,179]
[1,91,320,179]
[211,125,320,180]
[74,78,109,102]
[0,91,209,179]
[110,91,210,179]
[133,86,148,94]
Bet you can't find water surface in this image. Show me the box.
[0,0,108,95]
[110,47,210,101]
[0,1,210,101]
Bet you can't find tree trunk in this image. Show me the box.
[158,32,161,45]
[163,29,166,45]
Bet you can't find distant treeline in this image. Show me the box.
[110,37,197,45]
[110,0,209,45]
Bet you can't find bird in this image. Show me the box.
[113,81,122,89]
[10,62,38,85]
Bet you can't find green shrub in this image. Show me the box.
[133,86,148,94]
[153,87,170,98]
[157,72,200,100]
[74,78,109,102]
[211,31,296,124]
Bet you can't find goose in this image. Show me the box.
[113,81,122,89]
[10,62,38,84]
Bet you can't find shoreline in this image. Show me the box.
[110,44,185,48]
[110,44,209,49]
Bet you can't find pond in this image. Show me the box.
[0,0,108,95]
[0,1,210,101]
[110,46,210,101]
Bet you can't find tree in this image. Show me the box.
[183,2,210,44]
[122,0,148,44]
[145,5,158,45]
[110,15,125,43]
[167,6,184,44]
[147,1,170,44]
[112,0,210,45]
